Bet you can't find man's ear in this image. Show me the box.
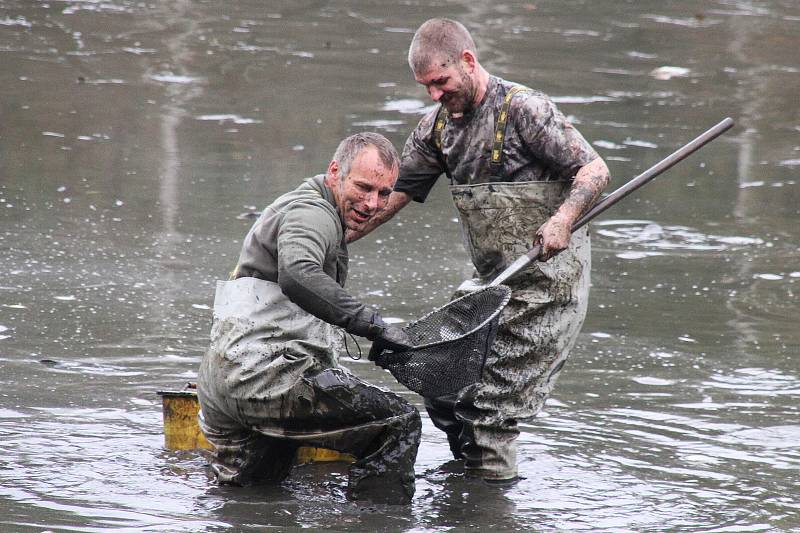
[461,50,477,72]
[326,159,340,187]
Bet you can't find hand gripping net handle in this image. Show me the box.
[373,285,512,398]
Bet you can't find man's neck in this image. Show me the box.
[472,66,490,108]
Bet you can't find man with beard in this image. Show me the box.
[351,19,611,484]
[198,132,421,504]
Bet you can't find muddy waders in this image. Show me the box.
[425,179,591,481]
[198,277,421,504]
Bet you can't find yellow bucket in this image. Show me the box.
[157,385,214,451]
[157,383,354,464]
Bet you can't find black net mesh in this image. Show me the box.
[373,285,511,398]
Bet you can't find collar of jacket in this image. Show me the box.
[308,174,346,230]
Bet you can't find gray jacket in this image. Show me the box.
[235,175,378,338]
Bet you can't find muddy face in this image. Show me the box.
[414,57,479,115]
[329,146,397,232]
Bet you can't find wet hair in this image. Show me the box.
[408,18,477,74]
[332,132,399,179]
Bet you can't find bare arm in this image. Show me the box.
[536,157,611,260]
[346,191,412,243]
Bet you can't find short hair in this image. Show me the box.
[332,132,399,179]
[408,18,477,74]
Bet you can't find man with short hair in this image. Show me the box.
[353,19,611,483]
[198,132,420,504]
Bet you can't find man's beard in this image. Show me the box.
[441,71,477,115]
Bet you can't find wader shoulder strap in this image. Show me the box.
[432,105,455,184]
[490,85,532,170]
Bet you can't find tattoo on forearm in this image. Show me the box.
[575,176,606,208]
[560,164,610,223]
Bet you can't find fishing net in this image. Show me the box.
[372,285,511,398]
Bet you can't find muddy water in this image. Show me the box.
[1,0,798,531]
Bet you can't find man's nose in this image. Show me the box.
[428,85,443,102]
[363,190,380,212]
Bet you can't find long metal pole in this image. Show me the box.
[489,117,735,287]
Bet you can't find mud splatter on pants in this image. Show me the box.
[200,363,420,504]
[428,180,591,480]
[424,274,588,480]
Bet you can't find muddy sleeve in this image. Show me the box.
[275,201,382,339]
[516,94,599,178]
[395,113,444,203]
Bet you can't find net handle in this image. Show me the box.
[489,117,735,287]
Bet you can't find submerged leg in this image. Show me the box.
[298,368,422,504]
[198,416,298,486]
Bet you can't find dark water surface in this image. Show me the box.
[2,1,799,531]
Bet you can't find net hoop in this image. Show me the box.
[403,285,511,350]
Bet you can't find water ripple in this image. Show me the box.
[595,220,764,254]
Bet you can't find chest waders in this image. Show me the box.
[427,87,591,480]
[197,277,421,503]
